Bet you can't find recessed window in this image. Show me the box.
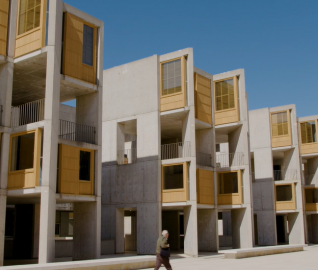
[216,144,220,152]
[161,59,182,96]
[215,79,235,111]
[218,172,238,194]
[79,150,91,181]
[305,189,318,203]
[18,0,41,35]
[272,112,289,136]
[163,165,184,190]
[276,185,293,201]
[301,121,317,144]
[82,24,94,66]
[11,133,35,171]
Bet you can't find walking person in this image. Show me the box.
[154,230,172,270]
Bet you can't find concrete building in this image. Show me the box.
[0,0,103,265]
[101,48,254,256]
[249,105,305,246]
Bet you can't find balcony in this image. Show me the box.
[161,141,191,160]
[275,183,296,211]
[59,119,96,145]
[11,99,45,128]
[196,152,213,167]
[216,152,244,168]
[273,169,298,181]
[117,148,137,165]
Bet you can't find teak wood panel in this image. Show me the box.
[275,183,296,211]
[8,129,42,190]
[58,144,94,195]
[0,0,9,56]
[217,170,242,205]
[300,119,318,155]
[160,56,186,112]
[304,188,318,211]
[62,12,97,85]
[15,0,47,57]
[271,110,292,148]
[194,73,212,124]
[196,169,214,205]
[162,162,188,203]
[214,76,239,126]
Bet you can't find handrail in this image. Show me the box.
[117,148,137,165]
[273,169,297,181]
[59,119,96,144]
[196,151,213,167]
[215,152,244,168]
[161,141,191,160]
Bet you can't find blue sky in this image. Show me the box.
[63,0,318,117]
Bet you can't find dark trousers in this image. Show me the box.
[154,254,172,270]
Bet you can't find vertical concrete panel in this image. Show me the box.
[232,208,253,248]
[184,204,198,257]
[115,208,125,254]
[197,209,217,252]
[137,203,161,255]
[73,201,100,260]
[162,211,180,250]
[101,205,116,240]
[288,212,305,244]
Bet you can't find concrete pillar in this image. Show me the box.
[117,123,125,164]
[73,201,100,260]
[311,214,318,244]
[288,212,305,244]
[197,209,217,252]
[231,208,253,248]
[116,208,124,254]
[162,211,180,250]
[38,0,63,263]
[137,203,161,255]
[32,204,40,259]
[184,204,198,256]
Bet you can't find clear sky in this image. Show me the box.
[63,0,318,117]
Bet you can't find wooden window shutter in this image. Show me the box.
[301,123,307,144]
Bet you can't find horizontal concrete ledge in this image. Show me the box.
[221,244,307,259]
[2,255,156,270]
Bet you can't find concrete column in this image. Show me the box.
[184,204,198,256]
[232,208,253,248]
[32,204,40,259]
[117,123,125,164]
[73,201,100,260]
[116,208,124,254]
[137,203,161,255]
[288,212,305,244]
[197,209,217,252]
[38,0,63,263]
[162,211,180,250]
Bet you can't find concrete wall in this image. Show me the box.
[197,209,217,252]
[59,104,76,122]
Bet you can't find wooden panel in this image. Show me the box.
[15,0,47,57]
[162,162,188,203]
[217,170,242,205]
[301,143,318,155]
[79,149,94,195]
[214,76,239,126]
[194,73,212,124]
[275,183,296,211]
[271,110,292,148]
[63,13,97,84]
[7,129,42,190]
[305,203,318,211]
[0,0,9,56]
[160,56,186,112]
[196,169,214,205]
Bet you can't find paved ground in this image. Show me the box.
[144,245,318,270]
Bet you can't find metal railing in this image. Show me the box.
[161,141,191,160]
[304,174,318,185]
[273,169,297,181]
[117,148,137,165]
[215,152,244,168]
[196,152,213,167]
[11,99,45,128]
[59,119,96,144]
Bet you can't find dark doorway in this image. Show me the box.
[276,215,286,244]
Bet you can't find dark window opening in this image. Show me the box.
[11,133,35,171]
[276,185,293,201]
[80,151,91,181]
[163,165,184,190]
[82,24,94,66]
[305,189,318,203]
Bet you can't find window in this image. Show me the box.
[11,133,35,171]
[276,185,293,201]
[271,111,288,136]
[161,59,182,96]
[79,150,91,181]
[218,172,238,194]
[305,189,318,204]
[163,165,184,190]
[215,79,235,111]
[18,0,41,35]
[82,24,94,66]
[216,144,220,152]
[301,121,317,144]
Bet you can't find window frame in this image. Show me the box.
[270,110,291,138]
[213,76,238,113]
[16,0,46,38]
[217,171,240,195]
[82,21,97,68]
[160,56,186,99]
[299,119,318,145]
[162,162,187,192]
